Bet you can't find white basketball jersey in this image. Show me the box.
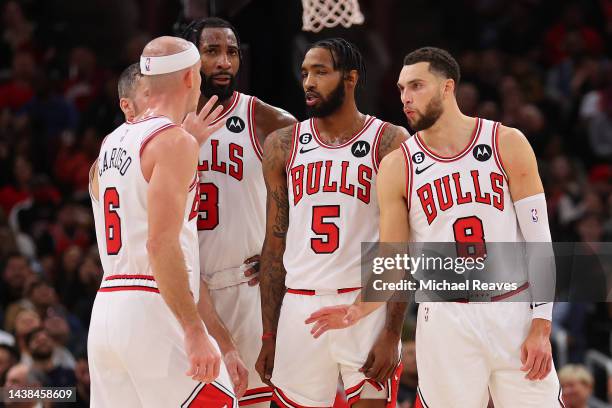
[284,116,387,290]
[93,116,201,297]
[402,118,522,243]
[197,92,266,288]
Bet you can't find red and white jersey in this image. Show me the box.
[92,116,201,297]
[401,118,522,244]
[197,92,266,289]
[284,115,388,290]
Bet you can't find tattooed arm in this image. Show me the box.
[255,124,295,386]
[378,122,410,163]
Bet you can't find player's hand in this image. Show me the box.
[520,318,552,381]
[184,325,221,383]
[183,95,225,145]
[304,304,364,338]
[255,337,275,387]
[361,329,400,383]
[243,255,260,286]
[223,349,249,398]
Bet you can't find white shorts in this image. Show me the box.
[272,290,401,407]
[210,282,272,406]
[88,288,237,408]
[415,301,563,408]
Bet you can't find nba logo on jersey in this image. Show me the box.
[145,58,151,72]
[531,208,538,222]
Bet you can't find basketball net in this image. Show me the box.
[301,0,364,32]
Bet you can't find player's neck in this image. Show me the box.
[314,101,365,143]
[418,107,476,156]
[140,95,188,124]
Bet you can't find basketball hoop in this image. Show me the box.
[301,0,365,33]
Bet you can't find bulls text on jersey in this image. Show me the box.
[417,170,505,224]
[198,139,243,181]
[290,160,373,205]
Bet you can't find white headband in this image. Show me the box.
[140,43,200,76]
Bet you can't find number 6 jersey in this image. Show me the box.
[91,116,201,296]
[283,116,387,290]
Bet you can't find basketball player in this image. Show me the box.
[305,47,562,407]
[256,38,409,408]
[87,36,238,407]
[117,63,146,122]
[181,17,297,407]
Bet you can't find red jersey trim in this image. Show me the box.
[311,115,375,149]
[285,123,300,172]
[248,96,263,161]
[415,118,482,162]
[104,274,156,281]
[399,143,413,211]
[211,92,240,125]
[239,387,273,406]
[492,121,509,181]
[188,172,199,192]
[273,388,320,408]
[371,121,388,173]
[98,286,160,293]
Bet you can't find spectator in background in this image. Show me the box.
[73,351,90,406]
[559,364,594,408]
[0,253,33,312]
[0,155,34,215]
[0,343,19,384]
[10,308,40,356]
[63,47,105,112]
[3,363,43,408]
[586,88,612,161]
[1,1,34,54]
[0,51,35,111]
[456,82,479,117]
[24,327,75,387]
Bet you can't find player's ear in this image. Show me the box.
[119,98,132,118]
[443,78,455,97]
[184,67,195,89]
[344,69,358,89]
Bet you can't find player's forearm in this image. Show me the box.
[148,238,203,333]
[260,239,287,334]
[197,280,236,354]
[383,301,408,339]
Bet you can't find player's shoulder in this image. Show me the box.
[496,124,534,157]
[253,97,297,134]
[144,125,198,157]
[379,147,406,172]
[378,121,410,160]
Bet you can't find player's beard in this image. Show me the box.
[201,73,236,101]
[410,92,444,131]
[305,79,345,118]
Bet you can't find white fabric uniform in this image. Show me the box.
[197,92,271,405]
[88,116,237,408]
[273,116,401,407]
[401,118,562,408]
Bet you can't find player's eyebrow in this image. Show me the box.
[302,63,331,70]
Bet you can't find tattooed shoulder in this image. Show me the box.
[378,123,410,162]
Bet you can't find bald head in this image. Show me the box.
[139,35,202,116]
[142,36,193,58]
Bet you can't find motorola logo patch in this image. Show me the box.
[472,144,492,162]
[351,141,370,157]
[226,116,245,133]
[300,133,313,144]
[412,152,425,164]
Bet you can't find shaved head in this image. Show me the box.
[142,35,193,58]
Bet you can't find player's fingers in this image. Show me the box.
[306,305,347,321]
[235,364,249,397]
[264,354,274,380]
[212,355,221,381]
[542,357,552,380]
[312,323,331,339]
[201,104,225,128]
[366,357,384,381]
[247,277,259,286]
[244,255,260,264]
[360,352,375,373]
[197,95,219,119]
[308,318,327,333]
[526,353,544,380]
[520,347,534,371]
[185,358,198,377]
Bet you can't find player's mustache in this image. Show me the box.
[305,91,322,99]
[209,72,234,79]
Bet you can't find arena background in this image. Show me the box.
[0,0,610,406]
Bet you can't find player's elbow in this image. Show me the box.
[146,235,176,258]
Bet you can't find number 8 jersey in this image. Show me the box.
[284,116,387,290]
[401,118,522,243]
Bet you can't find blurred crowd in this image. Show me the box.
[0,0,610,407]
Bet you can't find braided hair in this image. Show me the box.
[308,38,366,89]
[180,17,242,61]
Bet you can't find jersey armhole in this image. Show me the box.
[285,123,300,173]
[491,122,509,181]
[371,121,388,173]
[248,96,263,161]
[399,143,413,211]
[88,161,99,204]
